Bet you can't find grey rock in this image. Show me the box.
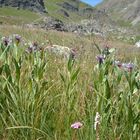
[39,17,67,31]
[57,2,78,12]
[0,0,46,13]
[58,9,69,17]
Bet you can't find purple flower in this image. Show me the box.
[1,37,10,46]
[71,122,83,129]
[14,34,21,44]
[96,55,105,64]
[70,48,77,59]
[122,63,135,71]
[26,42,38,53]
[126,63,135,71]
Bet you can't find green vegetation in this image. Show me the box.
[0,0,140,139]
[0,28,139,139]
[0,7,40,25]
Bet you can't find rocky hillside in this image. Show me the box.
[0,0,46,13]
[97,0,140,25]
[0,0,132,37]
[37,0,116,36]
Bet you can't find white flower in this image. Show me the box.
[94,112,100,130]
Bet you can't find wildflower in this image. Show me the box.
[94,112,100,130]
[125,63,135,71]
[71,122,83,129]
[96,55,105,64]
[26,42,38,53]
[1,37,10,46]
[70,48,77,60]
[122,63,134,71]
[14,34,21,44]
[114,60,122,68]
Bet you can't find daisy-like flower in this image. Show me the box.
[71,122,83,129]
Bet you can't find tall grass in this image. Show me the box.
[0,34,139,140]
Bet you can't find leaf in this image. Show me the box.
[109,48,116,53]
[12,57,21,82]
[0,46,9,60]
[94,43,101,54]
[71,67,80,82]
[60,73,65,83]
[67,57,74,72]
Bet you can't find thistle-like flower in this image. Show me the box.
[126,63,134,71]
[1,37,10,46]
[96,55,105,64]
[71,122,83,129]
[14,34,21,44]
[26,42,38,53]
[122,63,134,71]
[70,48,77,60]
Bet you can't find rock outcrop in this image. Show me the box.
[0,0,46,13]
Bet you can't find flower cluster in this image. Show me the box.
[114,61,135,71]
[1,34,22,47]
[26,42,38,53]
[96,46,115,65]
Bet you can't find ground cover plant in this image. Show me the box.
[0,33,139,140]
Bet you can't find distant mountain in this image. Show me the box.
[97,0,140,25]
[0,0,46,13]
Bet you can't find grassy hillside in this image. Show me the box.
[0,7,41,25]
[0,0,94,25]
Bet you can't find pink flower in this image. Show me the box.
[71,122,83,129]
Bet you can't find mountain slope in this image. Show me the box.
[0,0,46,13]
[97,0,140,25]
[0,0,117,36]
[44,0,94,22]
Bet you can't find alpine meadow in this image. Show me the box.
[0,0,140,140]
